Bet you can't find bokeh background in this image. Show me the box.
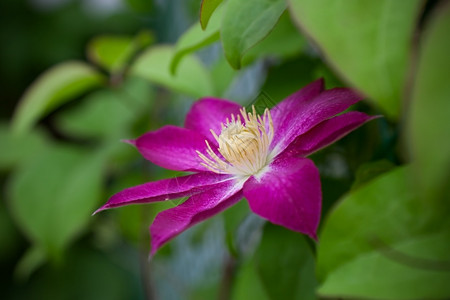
[1,0,449,299]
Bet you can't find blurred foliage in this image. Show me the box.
[170,4,223,74]
[289,0,424,119]
[87,31,154,74]
[131,45,214,97]
[199,0,223,30]
[254,224,317,300]
[1,0,449,299]
[408,2,450,209]
[221,0,287,69]
[12,61,106,134]
[318,166,450,299]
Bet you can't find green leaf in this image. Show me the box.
[351,159,395,190]
[241,11,306,67]
[210,56,237,97]
[222,200,250,256]
[14,246,46,281]
[0,123,48,171]
[170,5,223,74]
[318,166,448,299]
[88,36,134,73]
[130,46,214,97]
[289,0,423,119]
[221,0,287,69]
[318,229,450,300]
[87,31,154,73]
[200,0,224,30]
[7,144,106,261]
[56,78,153,140]
[56,90,134,140]
[255,224,317,300]
[232,260,270,300]
[12,61,105,134]
[408,4,450,206]
[318,167,420,278]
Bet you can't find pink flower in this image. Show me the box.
[95,79,376,256]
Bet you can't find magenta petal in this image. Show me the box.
[95,172,231,213]
[184,98,242,143]
[134,125,212,172]
[243,157,321,239]
[284,112,379,157]
[270,78,324,125]
[270,79,324,147]
[150,179,244,256]
[271,86,363,157]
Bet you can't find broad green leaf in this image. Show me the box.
[221,0,287,69]
[289,0,423,119]
[318,166,447,299]
[232,260,270,300]
[318,229,450,300]
[8,144,106,260]
[351,159,395,190]
[200,0,223,30]
[88,36,134,73]
[210,56,237,97]
[241,11,306,67]
[56,90,134,140]
[14,246,46,280]
[255,224,317,300]
[130,46,214,97]
[408,4,450,206]
[56,78,153,140]
[0,123,48,171]
[170,5,223,74]
[318,167,424,278]
[87,31,154,73]
[12,61,105,134]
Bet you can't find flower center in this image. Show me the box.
[197,106,274,176]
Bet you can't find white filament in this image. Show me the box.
[197,106,274,176]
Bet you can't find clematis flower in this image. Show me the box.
[95,79,376,256]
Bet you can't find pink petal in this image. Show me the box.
[243,157,321,239]
[184,98,242,144]
[270,78,325,126]
[283,112,380,157]
[134,125,213,172]
[150,178,244,256]
[95,172,231,213]
[270,84,363,157]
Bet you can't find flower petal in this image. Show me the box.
[270,78,325,125]
[95,172,231,213]
[283,112,379,157]
[185,98,242,143]
[271,84,363,157]
[150,178,244,256]
[243,157,321,239]
[134,125,213,172]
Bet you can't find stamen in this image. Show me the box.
[198,105,274,176]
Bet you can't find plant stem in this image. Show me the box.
[218,253,237,300]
